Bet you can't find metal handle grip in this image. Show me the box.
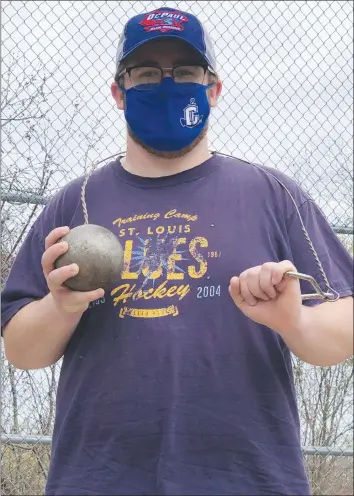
[285,271,338,301]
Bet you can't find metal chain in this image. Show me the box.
[80,151,339,302]
[214,152,339,302]
[254,165,339,301]
[80,153,122,225]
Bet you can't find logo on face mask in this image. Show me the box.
[139,10,188,33]
[180,98,203,128]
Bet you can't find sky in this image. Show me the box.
[1,0,353,226]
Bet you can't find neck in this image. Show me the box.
[120,134,212,178]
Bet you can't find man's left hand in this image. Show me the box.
[229,260,303,335]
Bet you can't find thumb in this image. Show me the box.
[228,276,245,308]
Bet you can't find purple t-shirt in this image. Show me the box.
[2,154,353,495]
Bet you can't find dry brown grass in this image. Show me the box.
[1,444,353,495]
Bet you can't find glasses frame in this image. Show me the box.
[116,64,216,89]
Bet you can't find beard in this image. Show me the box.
[127,124,209,159]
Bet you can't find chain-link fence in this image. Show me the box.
[1,1,353,495]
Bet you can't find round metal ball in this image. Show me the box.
[54,224,124,292]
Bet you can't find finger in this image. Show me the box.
[48,265,105,299]
[47,263,79,290]
[240,275,258,306]
[85,288,105,301]
[42,242,69,278]
[45,226,70,250]
[259,264,277,299]
[246,270,270,301]
[58,287,105,304]
[276,272,300,295]
[271,260,297,286]
[229,276,245,307]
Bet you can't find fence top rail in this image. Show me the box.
[1,193,353,235]
[1,434,353,457]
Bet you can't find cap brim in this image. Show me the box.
[118,33,213,69]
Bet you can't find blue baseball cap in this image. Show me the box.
[116,6,217,71]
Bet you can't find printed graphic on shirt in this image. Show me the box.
[108,209,221,318]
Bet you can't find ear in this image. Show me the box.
[111,81,125,111]
[209,79,223,108]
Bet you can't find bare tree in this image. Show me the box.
[1,53,104,495]
[322,137,353,228]
[284,139,353,229]
[293,357,353,495]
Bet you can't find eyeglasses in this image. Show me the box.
[116,64,215,91]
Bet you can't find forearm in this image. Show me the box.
[279,297,353,366]
[3,293,83,370]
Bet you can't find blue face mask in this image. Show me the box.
[120,77,212,152]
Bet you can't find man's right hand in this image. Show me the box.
[41,226,105,315]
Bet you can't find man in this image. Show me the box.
[1,6,353,496]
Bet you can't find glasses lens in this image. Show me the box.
[128,65,207,90]
[130,67,161,90]
[173,65,206,84]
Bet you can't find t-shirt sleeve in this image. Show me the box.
[1,177,83,332]
[286,198,353,306]
[1,227,49,330]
